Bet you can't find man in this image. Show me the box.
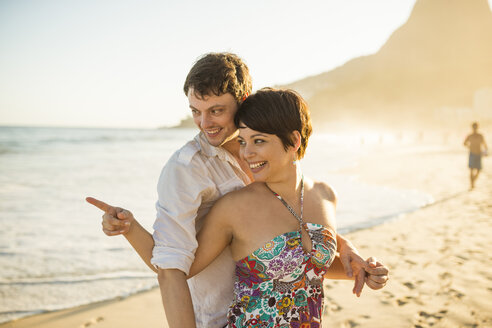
[464,122,488,189]
[87,53,388,328]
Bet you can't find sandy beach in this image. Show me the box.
[325,143,492,328]
[2,141,491,328]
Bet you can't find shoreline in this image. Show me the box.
[2,143,491,327]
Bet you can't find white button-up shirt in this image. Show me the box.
[151,132,250,328]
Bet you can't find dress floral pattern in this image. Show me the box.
[227,223,337,328]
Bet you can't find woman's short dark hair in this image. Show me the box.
[183,52,252,104]
[235,88,312,159]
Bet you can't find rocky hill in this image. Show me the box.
[283,0,492,129]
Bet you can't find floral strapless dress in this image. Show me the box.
[227,223,337,328]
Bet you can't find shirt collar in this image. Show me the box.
[195,132,252,185]
[195,132,237,164]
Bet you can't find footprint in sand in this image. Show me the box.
[439,246,450,254]
[455,254,469,261]
[378,290,395,305]
[438,272,452,280]
[396,295,424,307]
[382,291,395,298]
[402,281,423,290]
[413,309,447,327]
[405,259,417,266]
[395,296,413,306]
[342,319,360,328]
[80,317,104,327]
[448,288,465,299]
[324,296,343,313]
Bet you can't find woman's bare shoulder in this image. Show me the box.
[306,177,337,203]
[214,182,266,211]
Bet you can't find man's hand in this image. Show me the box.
[364,257,389,290]
[337,235,389,296]
[86,197,134,235]
[337,235,361,278]
[348,256,389,297]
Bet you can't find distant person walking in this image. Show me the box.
[464,122,488,189]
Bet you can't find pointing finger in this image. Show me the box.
[86,197,116,215]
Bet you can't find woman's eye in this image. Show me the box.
[238,139,245,146]
[254,139,265,144]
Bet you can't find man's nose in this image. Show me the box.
[200,113,212,129]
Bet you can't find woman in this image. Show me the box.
[188,88,361,327]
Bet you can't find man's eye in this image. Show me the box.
[191,110,199,116]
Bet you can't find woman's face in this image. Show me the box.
[237,123,295,182]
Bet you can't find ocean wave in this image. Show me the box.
[0,126,197,149]
[0,271,155,286]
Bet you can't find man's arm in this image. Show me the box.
[151,156,215,328]
[87,151,212,328]
[325,255,389,297]
[319,183,389,294]
[158,269,196,328]
[86,197,156,273]
[336,233,359,277]
[86,202,196,327]
[336,234,390,295]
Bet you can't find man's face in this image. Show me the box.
[188,89,239,147]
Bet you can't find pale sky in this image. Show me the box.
[2,0,487,128]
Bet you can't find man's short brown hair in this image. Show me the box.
[235,88,312,160]
[183,53,252,104]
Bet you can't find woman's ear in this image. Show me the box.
[291,130,301,153]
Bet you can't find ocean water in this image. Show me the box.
[0,126,432,323]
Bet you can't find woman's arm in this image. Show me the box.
[324,255,355,280]
[187,195,235,278]
[325,255,366,297]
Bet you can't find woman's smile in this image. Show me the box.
[249,161,267,173]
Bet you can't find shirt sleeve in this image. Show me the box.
[150,153,215,275]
